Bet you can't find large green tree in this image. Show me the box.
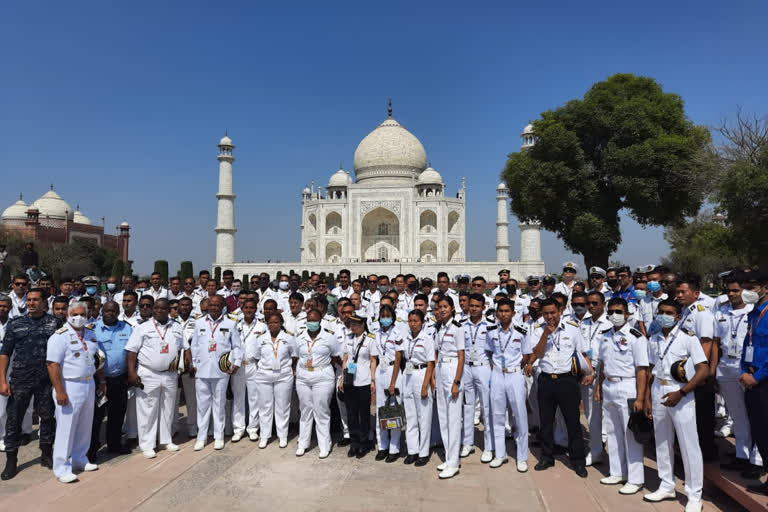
[503,73,714,269]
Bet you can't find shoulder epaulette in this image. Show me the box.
[256,330,266,336]
[85,323,95,330]
[514,325,527,335]
[323,328,334,334]
[487,324,499,331]
[396,317,405,323]
[228,314,238,321]
[688,304,696,312]
[284,330,294,336]
[366,332,376,338]
[194,314,203,319]
[629,328,642,338]
[566,320,579,327]
[56,325,68,334]
[600,327,613,334]
[697,304,705,312]
[684,328,695,336]
[452,319,461,327]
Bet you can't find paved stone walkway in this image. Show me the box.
[0,417,743,512]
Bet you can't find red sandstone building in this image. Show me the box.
[1,187,130,262]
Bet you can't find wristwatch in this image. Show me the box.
[679,388,688,397]
[454,380,461,386]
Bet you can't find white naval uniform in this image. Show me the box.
[233,318,265,437]
[373,323,404,454]
[293,328,340,453]
[46,323,98,478]
[487,323,531,461]
[146,287,170,301]
[461,318,493,452]
[362,289,381,320]
[332,323,351,438]
[397,291,418,313]
[331,285,353,299]
[175,315,198,436]
[597,323,648,485]
[190,314,242,442]
[648,325,707,503]
[435,319,465,469]
[282,310,307,336]
[402,328,435,457]
[118,312,142,440]
[125,318,184,452]
[715,304,762,465]
[580,312,613,459]
[250,329,295,442]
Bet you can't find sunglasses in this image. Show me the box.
[139,303,153,308]
[527,281,540,285]
[572,302,587,307]
[607,309,625,315]
[13,282,26,286]
[589,275,603,279]
[368,280,377,283]
[587,301,602,305]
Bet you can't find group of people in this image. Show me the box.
[0,263,767,512]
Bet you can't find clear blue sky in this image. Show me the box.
[1,1,766,276]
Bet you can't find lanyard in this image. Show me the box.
[588,318,603,343]
[437,323,452,352]
[549,328,562,351]
[402,294,414,310]
[378,326,393,356]
[749,306,768,347]
[72,328,87,351]
[497,327,514,353]
[207,317,222,341]
[468,322,482,347]
[656,327,679,362]
[153,320,170,342]
[270,335,281,358]
[407,334,420,360]
[240,321,257,342]
[305,332,319,355]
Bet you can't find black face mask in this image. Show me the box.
[529,309,541,320]
[607,278,619,288]
[407,282,419,292]
[506,285,517,296]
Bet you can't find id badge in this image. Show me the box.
[160,344,169,354]
[347,362,357,375]
[745,346,754,363]
[272,358,281,371]
[728,344,740,358]
[469,350,477,363]
[404,362,414,375]
[500,356,506,370]
[208,342,217,353]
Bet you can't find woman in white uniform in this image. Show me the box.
[293,309,341,458]
[402,310,435,466]
[338,314,378,458]
[239,298,265,441]
[434,296,465,479]
[250,312,295,448]
[373,305,404,463]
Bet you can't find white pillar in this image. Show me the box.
[495,183,509,262]
[519,221,541,262]
[215,136,236,265]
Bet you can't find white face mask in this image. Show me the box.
[608,313,625,328]
[742,289,760,305]
[279,281,290,291]
[68,315,87,329]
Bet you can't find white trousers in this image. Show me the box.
[462,364,492,450]
[403,367,433,457]
[53,379,94,478]
[334,366,349,437]
[228,365,248,435]
[255,369,293,441]
[491,369,528,461]
[174,373,197,436]
[136,367,177,452]
[0,396,33,446]
[719,378,762,465]
[602,379,644,484]
[436,360,463,469]
[296,366,335,452]
[244,364,260,435]
[651,381,702,501]
[581,379,603,457]
[196,377,228,441]
[375,364,403,454]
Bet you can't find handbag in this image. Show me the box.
[378,390,406,431]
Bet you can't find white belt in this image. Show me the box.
[605,376,635,382]
[439,357,458,364]
[500,367,520,374]
[64,376,93,381]
[655,378,679,387]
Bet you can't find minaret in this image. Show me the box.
[519,123,542,262]
[215,134,236,265]
[495,182,510,262]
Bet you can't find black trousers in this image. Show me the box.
[90,374,128,452]
[537,372,585,464]
[5,379,55,452]
[346,385,371,450]
[694,378,717,461]
[745,379,768,470]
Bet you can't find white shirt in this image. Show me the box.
[216,286,233,299]
[332,285,353,299]
[435,319,466,359]
[146,286,170,301]
[373,324,404,365]
[237,318,267,364]
[397,291,418,313]
[249,330,295,374]
[119,310,142,329]
[190,314,242,379]
[580,313,613,364]
[597,323,649,378]
[554,281,576,298]
[715,303,753,379]
[294,329,340,374]
[649,325,707,383]
[696,292,716,313]
[343,332,378,386]
[362,289,381,319]
[486,323,531,370]
[463,318,492,365]
[9,292,26,319]
[537,319,588,374]
[680,303,715,340]
[282,310,307,335]
[46,324,98,379]
[125,318,184,372]
[639,292,668,325]
[256,288,281,313]
[402,329,436,366]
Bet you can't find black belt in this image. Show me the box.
[540,371,573,380]
[467,361,488,367]
[410,363,428,370]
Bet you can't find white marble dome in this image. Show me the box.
[32,188,74,221]
[328,168,351,187]
[73,206,92,225]
[497,182,508,190]
[219,135,233,146]
[1,197,29,222]
[523,123,534,135]
[353,116,427,183]
[418,167,442,184]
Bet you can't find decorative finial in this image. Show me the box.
[76,204,80,211]
[462,176,466,188]
[428,160,431,168]
[225,128,228,136]
[50,183,54,191]
[19,193,22,201]
[339,161,343,170]
[387,98,392,118]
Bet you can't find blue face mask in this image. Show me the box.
[86,286,98,296]
[380,317,393,328]
[647,280,661,293]
[634,289,647,299]
[658,314,676,328]
[306,321,320,332]
[106,283,116,292]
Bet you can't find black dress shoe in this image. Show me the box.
[107,445,133,455]
[385,453,399,463]
[338,437,350,447]
[355,448,368,459]
[747,481,768,496]
[721,457,748,471]
[552,445,568,455]
[534,459,554,471]
[1,452,18,481]
[574,464,588,478]
[20,433,32,446]
[414,456,429,467]
[375,450,388,461]
[741,465,766,480]
[403,454,417,465]
[40,444,53,469]
[347,447,358,457]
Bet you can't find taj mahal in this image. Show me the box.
[212,102,545,281]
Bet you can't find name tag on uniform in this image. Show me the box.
[727,343,740,358]
[208,342,217,352]
[272,358,281,371]
[160,344,169,354]
[404,362,414,375]
[745,346,754,363]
